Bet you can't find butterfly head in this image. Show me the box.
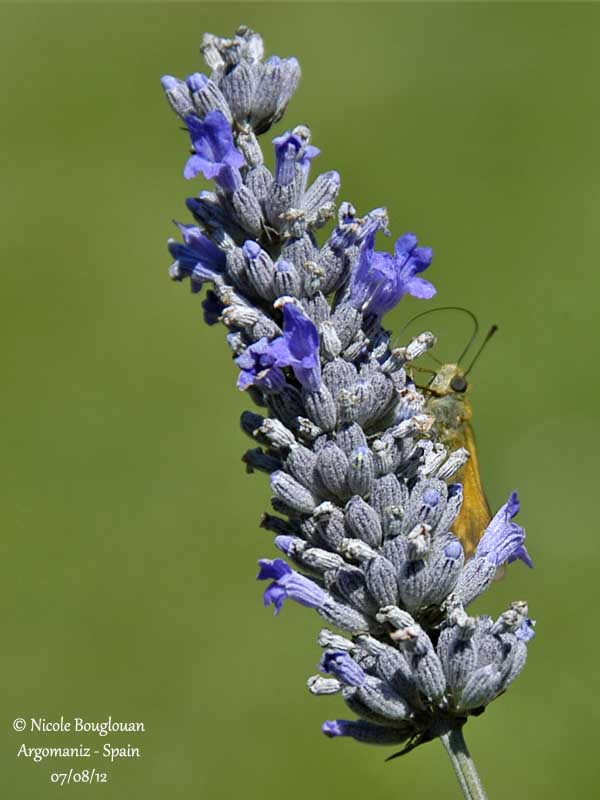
[428,363,469,397]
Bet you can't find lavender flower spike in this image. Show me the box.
[184,110,245,190]
[162,25,536,800]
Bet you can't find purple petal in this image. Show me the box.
[282,304,320,358]
[183,154,206,180]
[263,583,287,614]
[412,246,433,270]
[273,131,302,150]
[273,132,302,184]
[406,276,437,299]
[257,558,292,581]
[268,336,293,367]
[223,148,246,171]
[508,544,534,569]
[184,111,245,184]
[394,233,418,257]
[237,370,255,391]
[300,144,321,169]
[507,490,520,519]
[249,337,272,358]
[176,224,226,267]
[476,492,532,568]
[349,231,434,318]
[197,110,235,160]
[234,349,256,371]
[201,291,223,325]
[322,720,345,737]
[270,304,322,391]
[184,154,223,181]
[184,114,204,137]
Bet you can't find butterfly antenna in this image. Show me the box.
[454,310,480,364]
[398,306,477,336]
[464,324,498,376]
[399,307,480,364]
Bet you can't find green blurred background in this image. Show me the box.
[1,2,598,797]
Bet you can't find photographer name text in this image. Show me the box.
[13,717,145,736]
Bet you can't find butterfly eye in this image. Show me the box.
[450,374,468,393]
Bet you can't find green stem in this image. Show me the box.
[440,726,488,800]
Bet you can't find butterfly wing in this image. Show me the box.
[452,422,492,558]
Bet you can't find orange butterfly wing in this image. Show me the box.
[452,422,492,558]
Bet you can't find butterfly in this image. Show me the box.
[406,308,497,558]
